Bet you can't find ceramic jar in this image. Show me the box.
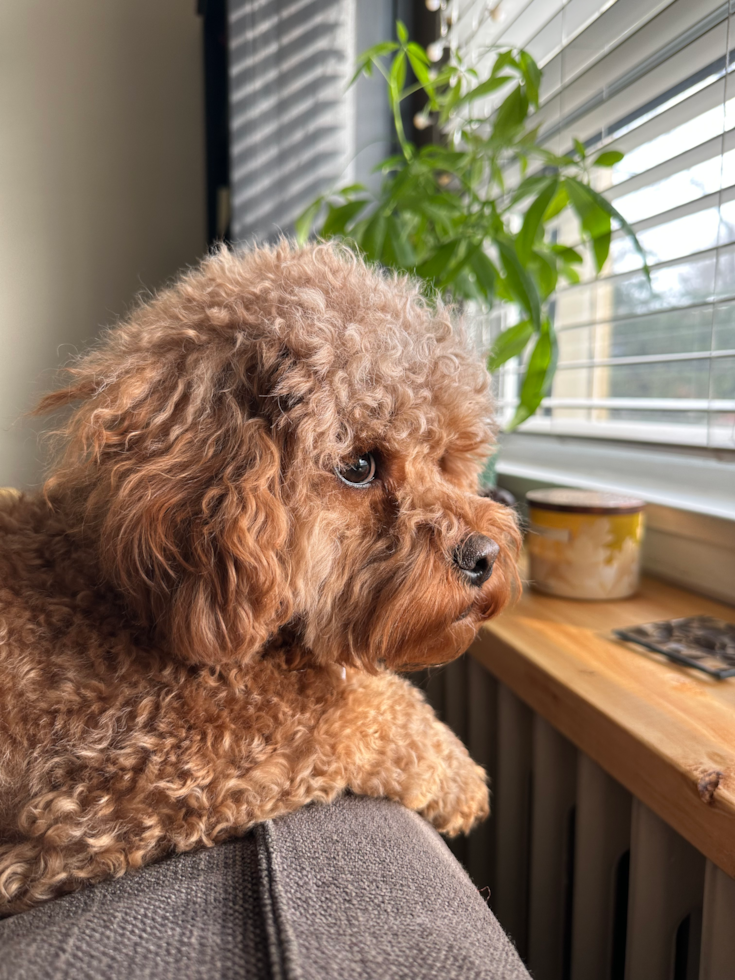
[526,488,645,600]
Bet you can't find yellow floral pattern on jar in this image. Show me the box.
[527,490,645,601]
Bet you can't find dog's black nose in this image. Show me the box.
[453,534,499,588]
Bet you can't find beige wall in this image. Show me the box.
[0,1,206,489]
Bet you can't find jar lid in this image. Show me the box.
[526,488,645,515]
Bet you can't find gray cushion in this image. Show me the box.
[0,795,529,980]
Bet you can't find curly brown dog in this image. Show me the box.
[0,241,520,914]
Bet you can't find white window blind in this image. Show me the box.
[228,0,355,244]
[454,0,735,451]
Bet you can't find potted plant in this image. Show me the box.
[297,23,647,432]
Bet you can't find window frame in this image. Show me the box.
[496,431,735,520]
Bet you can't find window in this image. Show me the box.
[454,0,735,453]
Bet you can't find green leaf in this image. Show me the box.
[532,147,575,168]
[493,277,514,305]
[407,47,432,90]
[493,85,529,140]
[374,154,406,174]
[336,183,368,197]
[396,20,408,43]
[389,49,407,95]
[516,178,557,262]
[321,199,369,237]
[451,266,486,305]
[518,123,541,148]
[359,41,399,59]
[347,42,399,86]
[565,178,611,270]
[566,177,648,276]
[543,183,569,221]
[469,249,498,302]
[416,239,460,281]
[593,150,624,167]
[510,174,555,206]
[491,50,517,76]
[387,216,416,269]
[457,74,513,106]
[518,50,541,107]
[426,191,466,214]
[550,244,583,264]
[487,319,533,372]
[294,198,323,245]
[508,320,557,430]
[360,210,388,261]
[573,138,587,160]
[490,158,506,196]
[567,180,609,235]
[419,147,470,175]
[405,197,460,235]
[553,243,582,284]
[592,227,611,271]
[496,237,541,331]
[531,250,558,298]
[406,42,429,65]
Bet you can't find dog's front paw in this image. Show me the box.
[420,753,490,837]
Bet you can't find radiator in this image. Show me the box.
[423,657,735,980]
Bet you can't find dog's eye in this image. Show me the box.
[335,452,377,487]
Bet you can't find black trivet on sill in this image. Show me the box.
[614,615,735,679]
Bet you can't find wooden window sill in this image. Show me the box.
[469,576,735,877]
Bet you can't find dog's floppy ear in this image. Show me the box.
[37,363,292,668]
[105,418,291,667]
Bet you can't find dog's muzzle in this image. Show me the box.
[453,534,499,588]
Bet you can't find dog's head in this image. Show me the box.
[39,241,520,671]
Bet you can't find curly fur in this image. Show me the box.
[0,241,520,914]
